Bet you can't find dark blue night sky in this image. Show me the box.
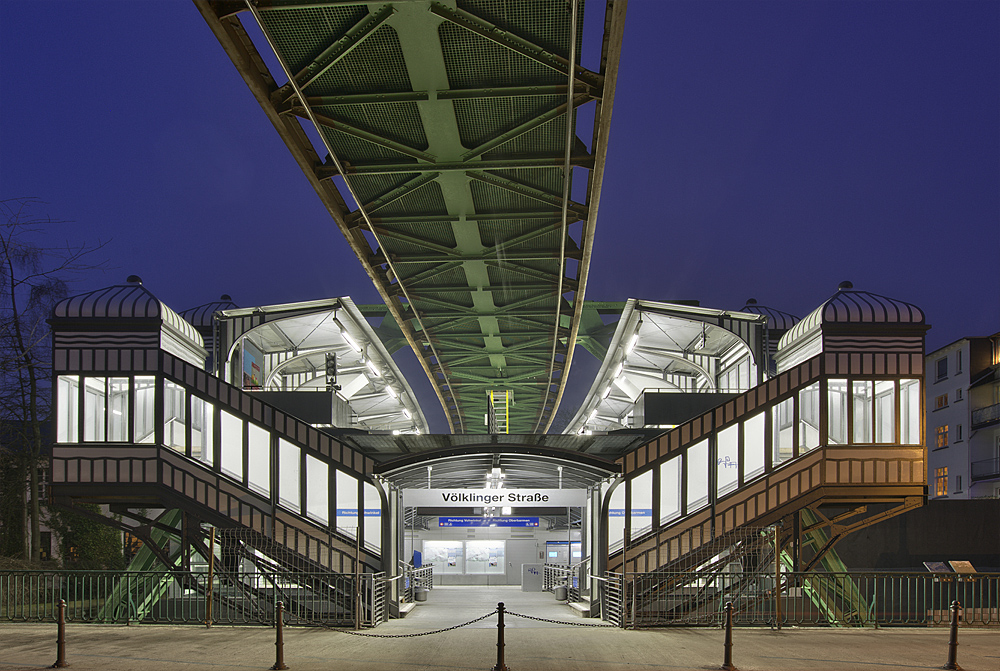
[2,1,997,432]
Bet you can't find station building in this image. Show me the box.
[48,277,929,624]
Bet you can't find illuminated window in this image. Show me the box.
[935,425,949,449]
[935,394,948,410]
[935,467,948,497]
[936,358,948,381]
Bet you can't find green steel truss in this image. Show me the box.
[195,0,627,433]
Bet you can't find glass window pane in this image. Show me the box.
[659,457,681,525]
[336,470,358,539]
[57,376,79,443]
[899,379,921,445]
[717,425,739,497]
[108,378,129,442]
[827,379,848,445]
[798,383,820,453]
[629,470,653,537]
[363,482,381,553]
[247,424,270,496]
[278,439,300,511]
[772,398,794,465]
[306,455,328,524]
[191,397,214,466]
[83,377,106,442]
[134,376,156,444]
[875,380,896,444]
[853,381,873,443]
[163,381,186,452]
[686,439,709,513]
[220,410,243,481]
[743,412,765,481]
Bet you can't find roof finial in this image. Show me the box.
[126,275,143,285]
[838,280,853,291]
[746,298,757,305]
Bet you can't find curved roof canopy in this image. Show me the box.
[194,0,628,434]
[565,299,767,435]
[219,297,429,434]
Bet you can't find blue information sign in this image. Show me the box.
[439,517,539,527]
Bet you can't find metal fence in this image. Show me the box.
[0,569,385,628]
[617,570,1000,628]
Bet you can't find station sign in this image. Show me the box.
[438,517,540,527]
[403,488,587,508]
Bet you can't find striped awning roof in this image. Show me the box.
[778,283,925,352]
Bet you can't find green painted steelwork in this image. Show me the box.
[194,0,627,433]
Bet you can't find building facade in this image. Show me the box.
[926,332,1000,499]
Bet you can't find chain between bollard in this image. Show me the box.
[270,601,289,670]
[337,609,497,637]
[51,598,68,669]
[503,610,617,627]
[943,600,962,671]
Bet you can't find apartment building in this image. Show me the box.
[926,332,1000,499]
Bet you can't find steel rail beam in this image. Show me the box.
[410,283,555,294]
[540,0,628,432]
[302,83,591,106]
[297,109,435,162]
[358,211,564,225]
[428,2,603,90]
[460,94,593,160]
[275,6,394,104]
[377,248,581,263]
[466,170,588,216]
[318,153,594,177]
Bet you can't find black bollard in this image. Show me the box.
[943,600,962,670]
[492,602,509,671]
[721,601,737,671]
[270,601,289,670]
[51,598,68,668]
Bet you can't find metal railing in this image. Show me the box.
[543,564,572,594]
[613,570,1000,628]
[399,563,433,603]
[0,569,381,627]
[971,402,1000,429]
[971,458,1000,482]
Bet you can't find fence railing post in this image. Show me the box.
[943,600,961,670]
[51,598,68,668]
[721,601,736,671]
[492,602,508,671]
[270,600,289,670]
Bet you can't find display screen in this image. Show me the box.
[242,339,264,389]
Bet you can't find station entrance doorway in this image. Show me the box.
[374,447,620,616]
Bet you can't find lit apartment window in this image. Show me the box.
[935,425,949,449]
[935,467,948,497]
[935,394,949,410]
[936,357,948,381]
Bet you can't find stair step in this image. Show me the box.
[568,601,591,616]
[397,602,417,617]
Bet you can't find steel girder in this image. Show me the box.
[195,0,627,433]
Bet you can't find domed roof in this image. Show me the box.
[53,276,203,348]
[739,299,800,331]
[778,282,924,351]
[180,295,239,328]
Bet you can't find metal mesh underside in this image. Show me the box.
[238,0,595,434]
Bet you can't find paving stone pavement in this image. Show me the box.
[2,586,998,670]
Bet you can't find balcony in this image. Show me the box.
[971,458,1000,482]
[971,402,1000,429]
